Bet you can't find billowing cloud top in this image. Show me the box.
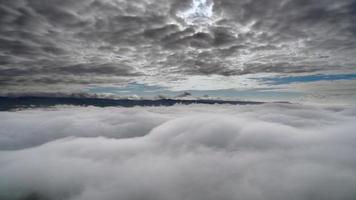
[0,0,356,101]
[1,104,356,199]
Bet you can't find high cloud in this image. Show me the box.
[1,104,356,200]
[0,0,356,93]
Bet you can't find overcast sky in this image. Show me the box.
[1,0,356,103]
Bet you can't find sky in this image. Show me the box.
[1,0,356,103]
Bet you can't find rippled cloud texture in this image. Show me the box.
[1,0,356,95]
[1,104,356,200]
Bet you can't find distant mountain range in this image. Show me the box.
[0,96,273,111]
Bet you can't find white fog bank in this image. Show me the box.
[1,103,356,200]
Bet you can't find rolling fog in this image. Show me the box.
[1,104,356,200]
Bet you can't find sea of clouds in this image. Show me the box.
[1,103,356,200]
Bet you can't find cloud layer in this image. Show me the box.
[1,0,356,92]
[1,104,356,200]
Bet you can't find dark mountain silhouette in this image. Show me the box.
[0,96,267,111]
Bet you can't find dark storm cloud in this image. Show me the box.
[0,63,140,76]
[0,0,356,91]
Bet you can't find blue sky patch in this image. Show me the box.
[262,74,356,85]
[87,82,301,102]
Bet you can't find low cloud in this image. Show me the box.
[1,104,356,200]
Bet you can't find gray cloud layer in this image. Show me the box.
[0,0,356,91]
[1,104,356,200]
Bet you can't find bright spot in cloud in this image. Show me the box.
[177,0,214,25]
